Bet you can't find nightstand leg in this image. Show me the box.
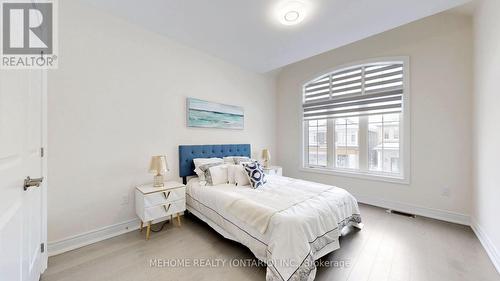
[146,222,151,240]
[140,221,143,232]
[170,215,173,223]
[176,213,181,226]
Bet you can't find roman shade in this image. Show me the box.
[303,62,404,120]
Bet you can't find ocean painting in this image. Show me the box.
[187,98,244,129]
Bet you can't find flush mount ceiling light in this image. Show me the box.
[284,11,300,22]
[278,1,307,26]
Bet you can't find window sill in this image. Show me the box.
[299,167,410,185]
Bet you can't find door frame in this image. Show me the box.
[40,69,48,273]
[35,0,49,271]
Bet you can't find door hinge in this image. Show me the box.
[40,147,44,158]
[41,243,45,253]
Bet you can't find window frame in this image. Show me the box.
[301,57,411,184]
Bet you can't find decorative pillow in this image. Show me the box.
[243,162,267,188]
[227,164,237,184]
[223,157,236,164]
[229,164,250,186]
[193,158,223,181]
[224,156,252,164]
[234,157,250,164]
[198,163,228,186]
[193,157,223,169]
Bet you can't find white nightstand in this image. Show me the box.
[135,181,186,240]
[263,166,283,176]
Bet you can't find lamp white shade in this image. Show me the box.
[149,155,168,175]
[262,149,271,162]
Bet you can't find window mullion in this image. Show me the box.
[304,121,309,168]
[344,121,348,168]
[327,119,334,169]
[381,115,385,171]
[316,123,320,166]
[359,116,368,171]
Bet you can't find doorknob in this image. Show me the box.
[24,176,44,191]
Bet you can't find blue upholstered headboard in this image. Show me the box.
[178,144,251,184]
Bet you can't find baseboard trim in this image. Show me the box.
[47,199,498,275]
[471,219,500,274]
[48,218,140,257]
[353,194,470,225]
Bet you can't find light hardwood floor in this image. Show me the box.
[42,204,499,281]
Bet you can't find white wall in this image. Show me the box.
[472,0,500,271]
[47,1,276,243]
[276,12,473,220]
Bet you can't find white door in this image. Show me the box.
[0,67,47,281]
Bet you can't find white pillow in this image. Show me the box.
[197,162,229,186]
[233,165,250,186]
[193,158,223,180]
[227,164,242,184]
[233,157,252,164]
[205,164,229,186]
[223,156,253,165]
[223,157,236,164]
[193,157,224,168]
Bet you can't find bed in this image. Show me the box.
[179,144,362,281]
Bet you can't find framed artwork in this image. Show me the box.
[187,98,244,129]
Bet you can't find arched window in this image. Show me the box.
[303,59,410,182]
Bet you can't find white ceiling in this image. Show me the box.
[80,0,471,73]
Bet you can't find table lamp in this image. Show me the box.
[149,155,168,187]
[262,149,271,168]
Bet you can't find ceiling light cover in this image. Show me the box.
[284,11,300,22]
[278,1,307,26]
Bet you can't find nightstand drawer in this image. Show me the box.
[143,187,186,208]
[143,199,186,221]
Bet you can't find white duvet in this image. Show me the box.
[186,175,361,281]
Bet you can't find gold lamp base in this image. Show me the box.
[153,174,164,187]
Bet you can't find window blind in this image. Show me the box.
[303,62,404,120]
